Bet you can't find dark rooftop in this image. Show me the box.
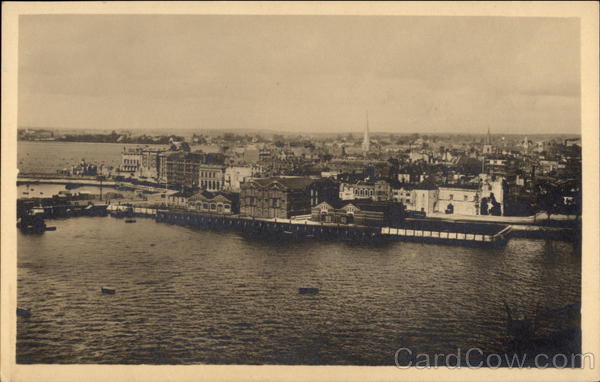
[252,176,315,190]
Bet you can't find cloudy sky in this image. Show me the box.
[18,15,580,134]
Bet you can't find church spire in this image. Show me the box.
[362,110,370,154]
[483,126,493,155]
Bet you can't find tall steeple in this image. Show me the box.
[483,126,493,154]
[362,110,370,154]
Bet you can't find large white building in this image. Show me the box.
[119,147,143,174]
[391,176,507,216]
[224,166,259,192]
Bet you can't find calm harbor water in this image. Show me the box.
[17,141,220,174]
[17,216,580,365]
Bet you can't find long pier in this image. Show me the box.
[20,198,571,247]
[156,209,383,243]
[155,209,511,247]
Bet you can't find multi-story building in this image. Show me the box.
[485,156,509,177]
[240,176,337,219]
[224,166,259,192]
[119,147,143,174]
[431,176,506,216]
[405,178,439,215]
[435,185,480,215]
[308,178,340,207]
[160,152,205,189]
[240,177,314,219]
[374,180,392,201]
[199,164,226,191]
[157,150,226,189]
[339,180,391,201]
[391,185,414,206]
[339,181,373,200]
[137,148,164,180]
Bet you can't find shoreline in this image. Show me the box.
[18,174,580,244]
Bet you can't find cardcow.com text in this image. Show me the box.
[394,347,595,369]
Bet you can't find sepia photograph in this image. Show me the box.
[1,2,599,382]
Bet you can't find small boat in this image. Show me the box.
[101,287,116,294]
[22,192,29,195]
[17,308,31,318]
[283,231,294,235]
[45,226,57,231]
[125,218,137,223]
[298,288,320,295]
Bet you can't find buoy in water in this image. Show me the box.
[298,288,319,295]
[101,287,116,294]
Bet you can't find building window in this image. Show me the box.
[210,204,216,210]
[464,195,468,201]
[449,194,453,200]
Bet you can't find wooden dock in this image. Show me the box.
[381,224,511,247]
[155,209,510,247]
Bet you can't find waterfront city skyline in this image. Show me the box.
[18,15,580,135]
[8,4,592,375]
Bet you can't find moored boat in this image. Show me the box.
[17,308,32,318]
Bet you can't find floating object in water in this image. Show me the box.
[298,288,320,295]
[17,308,31,318]
[125,218,137,223]
[283,231,294,235]
[45,226,57,231]
[101,287,116,294]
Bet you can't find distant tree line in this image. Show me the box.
[55,131,184,144]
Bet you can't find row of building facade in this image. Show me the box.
[337,174,507,216]
[120,145,260,192]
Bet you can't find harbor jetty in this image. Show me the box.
[16,194,575,246]
[16,183,575,247]
[155,209,511,247]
